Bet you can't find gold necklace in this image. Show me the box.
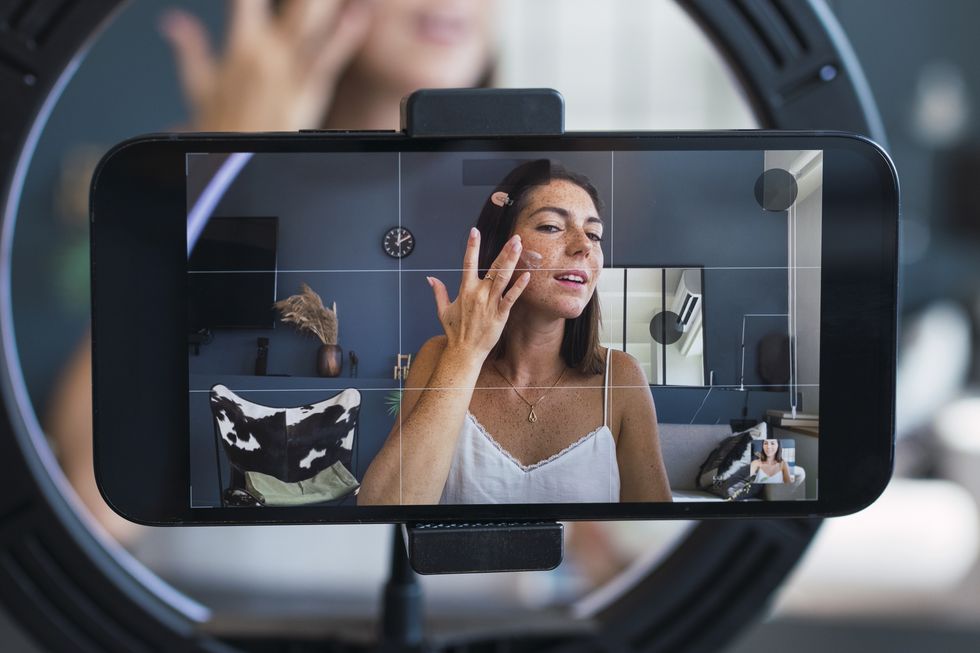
[491,361,568,423]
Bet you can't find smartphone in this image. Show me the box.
[90,131,899,524]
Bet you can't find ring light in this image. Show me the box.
[0,1,885,651]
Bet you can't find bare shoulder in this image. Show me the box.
[403,335,448,389]
[418,335,448,359]
[605,348,656,434]
[606,348,650,387]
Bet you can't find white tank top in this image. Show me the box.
[754,465,786,484]
[440,352,620,504]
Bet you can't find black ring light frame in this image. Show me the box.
[0,1,886,651]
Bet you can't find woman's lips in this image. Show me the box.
[554,270,589,289]
[555,279,586,289]
[553,269,590,289]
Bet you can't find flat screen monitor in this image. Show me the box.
[188,216,278,331]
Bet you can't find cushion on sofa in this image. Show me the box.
[658,424,738,491]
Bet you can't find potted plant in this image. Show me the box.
[273,283,342,377]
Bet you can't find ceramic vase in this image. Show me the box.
[317,344,343,377]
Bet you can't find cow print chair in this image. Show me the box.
[209,384,360,507]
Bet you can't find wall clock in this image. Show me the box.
[383,226,415,258]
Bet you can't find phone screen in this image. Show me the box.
[186,148,821,509]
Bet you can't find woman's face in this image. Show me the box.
[510,179,604,319]
[350,0,496,92]
[762,439,779,459]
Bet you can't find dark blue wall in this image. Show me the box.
[189,153,401,379]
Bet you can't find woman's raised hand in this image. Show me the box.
[428,229,532,361]
[159,0,374,132]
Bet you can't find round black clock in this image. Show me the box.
[383,226,415,258]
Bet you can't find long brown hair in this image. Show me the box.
[474,160,605,375]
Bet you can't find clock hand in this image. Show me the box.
[396,235,409,245]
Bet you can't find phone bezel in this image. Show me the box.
[90,131,898,525]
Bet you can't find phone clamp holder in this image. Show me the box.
[402,520,564,574]
[400,87,564,137]
[392,88,568,583]
[374,89,572,651]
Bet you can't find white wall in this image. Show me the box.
[496,0,757,130]
[792,433,820,500]
[764,150,823,415]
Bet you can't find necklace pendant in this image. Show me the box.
[528,406,538,423]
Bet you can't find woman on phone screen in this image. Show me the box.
[750,439,792,484]
[359,160,672,504]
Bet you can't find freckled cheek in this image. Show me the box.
[520,234,554,258]
[525,270,551,294]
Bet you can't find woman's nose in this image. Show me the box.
[567,228,593,256]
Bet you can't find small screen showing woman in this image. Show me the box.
[750,439,796,484]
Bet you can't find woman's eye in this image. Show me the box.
[588,233,603,242]
[537,224,560,233]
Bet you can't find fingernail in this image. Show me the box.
[426,276,434,287]
[470,227,479,239]
[511,238,522,251]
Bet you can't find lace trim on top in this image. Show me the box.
[465,411,610,473]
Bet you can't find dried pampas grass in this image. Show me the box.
[273,283,337,345]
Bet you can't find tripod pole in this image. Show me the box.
[379,524,423,650]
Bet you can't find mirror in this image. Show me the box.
[599,267,706,386]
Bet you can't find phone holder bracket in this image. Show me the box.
[402,521,564,575]
[394,88,566,577]
[401,87,564,138]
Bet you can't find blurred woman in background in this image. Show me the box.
[48,0,498,542]
[161,0,495,132]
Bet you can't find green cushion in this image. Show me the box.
[245,461,359,506]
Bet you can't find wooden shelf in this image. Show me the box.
[190,374,400,392]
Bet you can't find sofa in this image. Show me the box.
[658,423,808,502]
